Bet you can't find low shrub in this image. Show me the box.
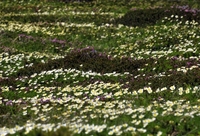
[11,47,147,78]
[115,5,200,27]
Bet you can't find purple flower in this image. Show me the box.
[171,56,178,61]
[26,36,33,39]
[6,100,13,106]
[186,62,192,67]
[185,9,189,12]
[18,34,26,37]
[57,40,66,44]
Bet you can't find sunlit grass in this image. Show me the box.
[1,0,200,136]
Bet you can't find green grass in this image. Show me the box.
[1,0,200,135]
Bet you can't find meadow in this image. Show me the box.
[0,0,200,135]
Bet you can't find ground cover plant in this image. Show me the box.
[1,0,200,135]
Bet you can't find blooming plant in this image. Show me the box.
[0,0,200,136]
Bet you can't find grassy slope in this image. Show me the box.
[0,0,200,136]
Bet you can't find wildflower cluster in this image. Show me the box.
[0,0,200,136]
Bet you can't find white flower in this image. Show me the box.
[161,87,167,91]
[125,127,136,132]
[135,120,141,125]
[146,87,152,94]
[170,85,175,91]
[137,128,146,133]
[157,131,163,136]
[132,114,137,118]
[153,112,158,117]
[132,91,138,95]
[166,101,174,107]
[185,88,190,94]
[178,87,183,95]
[138,89,143,94]
[139,114,145,119]
[114,91,123,96]
[108,130,114,135]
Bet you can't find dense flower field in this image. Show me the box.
[1,0,200,135]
